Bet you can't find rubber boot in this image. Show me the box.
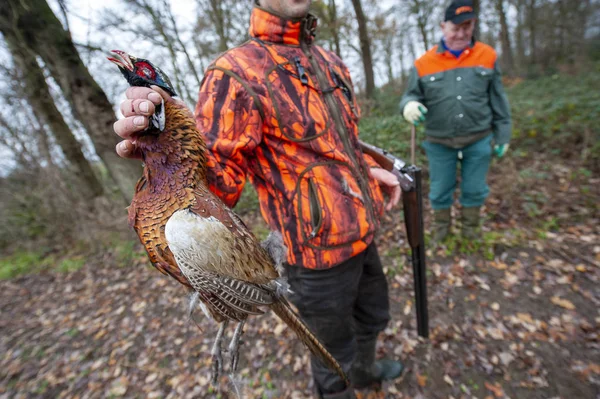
[321,387,357,399]
[431,208,452,244]
[350,338,404,389]
[461,206,481,240]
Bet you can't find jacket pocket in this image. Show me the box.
[469,67,493,95]
[294,161,375,250]
[420,71,446,104]
[266,61,331,142]
[328,67,359,122]
[308,178,323,239]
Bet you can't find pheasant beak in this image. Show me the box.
[107,50,134,71]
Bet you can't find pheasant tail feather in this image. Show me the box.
[270,299,349,386]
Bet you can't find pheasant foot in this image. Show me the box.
[228,319,246,372]
[210,320,228,385]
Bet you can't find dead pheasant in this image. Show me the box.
[108,50,349,385]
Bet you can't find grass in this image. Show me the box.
[0,236,145,279]
[433,228,527,260]
[0,251,47,280]
[0,250,89,279]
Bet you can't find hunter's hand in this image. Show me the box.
[403,101,427,126]
[493,143,509,158]
[113,86,168,159]
[370,168,401,211]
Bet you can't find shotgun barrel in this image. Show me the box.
[359,141,429,338]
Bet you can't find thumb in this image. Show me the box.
[150,85,172,102]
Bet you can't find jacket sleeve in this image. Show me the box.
[194,67,263,208]
[399,67,424,113]
[489,62,512,145]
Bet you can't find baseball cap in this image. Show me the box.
[444,0,476,24]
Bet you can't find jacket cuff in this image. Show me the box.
[493,126,511,146]
[364,154,382,169]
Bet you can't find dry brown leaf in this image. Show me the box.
[485,381,505,397]
[551,296,576,310]
[417,373,427,387]
[403,300,412,315]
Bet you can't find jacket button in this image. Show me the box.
[457,76,462,81]
[430,76,435,81]
[457,95,462,100]
[458,114,464,118]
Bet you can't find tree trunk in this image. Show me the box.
[513,0,526,66]
[206,0,230,53]
[473,0,481,39]
[349,0,375,99]
[411,0,429,50]
[1,0,141,202]
[398,30,406,82]
[527,0,537,64]
[495,0,515,73]
[328,0,342,57]
[2,28,104,200]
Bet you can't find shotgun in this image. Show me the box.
[360,140,429,338]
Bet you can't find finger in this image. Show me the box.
[414,121,419,127]
[113,116,148,139]
[149,85,172,102]
[120,98,156,117]
[419,105,428,114]
[126,86,163,105]
[419,114,426,122]
[390,185,401,208]
[116,140,143,160]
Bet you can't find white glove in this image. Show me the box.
[403,101,428,125]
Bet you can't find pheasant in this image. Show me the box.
[108,50,349,386]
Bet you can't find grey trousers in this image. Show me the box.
[284,243,391,395]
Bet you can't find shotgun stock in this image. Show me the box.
[359,140,429,338]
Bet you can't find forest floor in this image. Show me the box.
[1,147,598,399]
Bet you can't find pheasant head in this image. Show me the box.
[108,50,207,185]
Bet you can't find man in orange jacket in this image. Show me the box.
[113,1,403,397]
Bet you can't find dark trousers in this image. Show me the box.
[284,243,390,394]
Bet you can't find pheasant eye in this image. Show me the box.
[135,62,156,80]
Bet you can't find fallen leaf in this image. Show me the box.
[485,381,505,397]
[273,322,285,336]
[417,372,427,387]
[403,300,412,315]
[551,296,575,310]
[443,374,454,386]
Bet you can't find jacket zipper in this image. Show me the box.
[299,40,376,228]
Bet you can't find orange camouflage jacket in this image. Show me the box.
[194,6,385,269]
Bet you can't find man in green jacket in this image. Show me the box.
[399,0,512,242]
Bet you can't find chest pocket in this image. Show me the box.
[469,67,493,95]
[265,59,331,143]
[420,72,446,103]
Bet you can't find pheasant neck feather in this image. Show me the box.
[139,100,207,191]
[128,100,207,286]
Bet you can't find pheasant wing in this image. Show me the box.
[165,188,279,319]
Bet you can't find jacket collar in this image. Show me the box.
[437,37,476,54]
[249,6,317,46]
